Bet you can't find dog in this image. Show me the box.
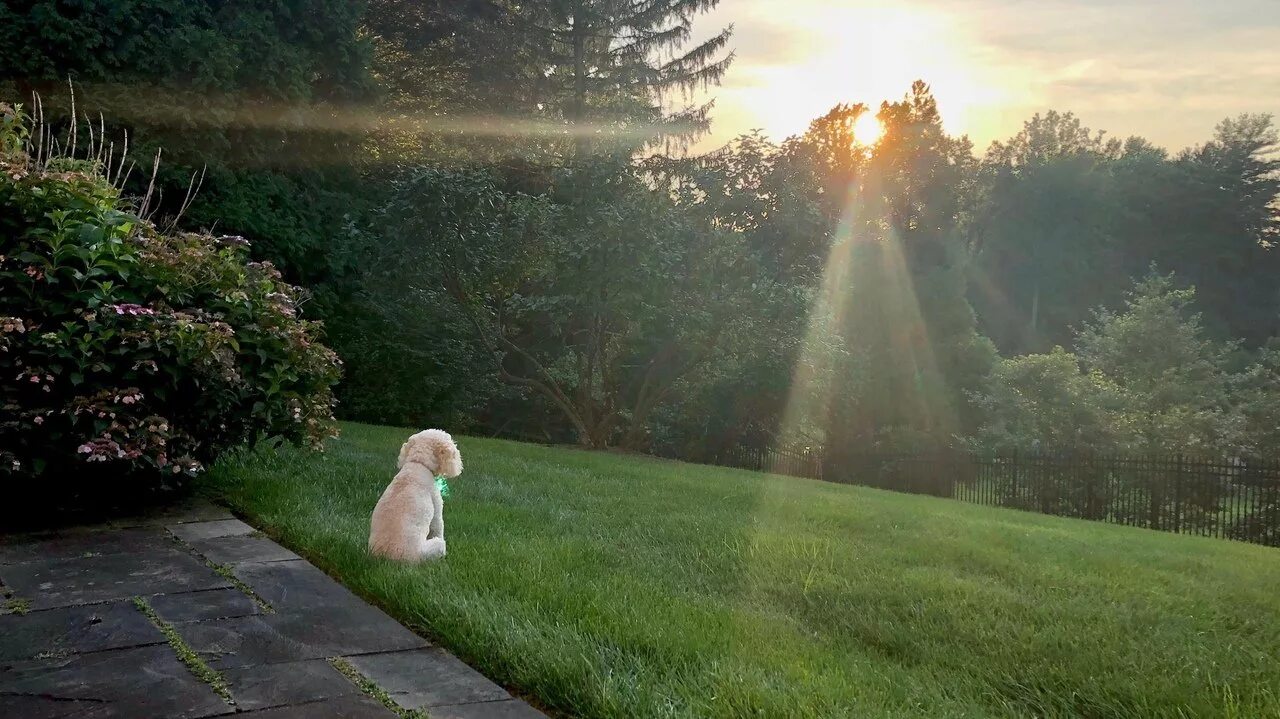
[369,429,463,562]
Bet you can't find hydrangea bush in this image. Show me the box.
[1,103,340,491]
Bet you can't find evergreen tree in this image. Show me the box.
[503,0,734,151]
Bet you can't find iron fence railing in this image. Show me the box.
[713,446,1280,548]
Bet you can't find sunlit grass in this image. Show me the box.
[202,422,1280,718]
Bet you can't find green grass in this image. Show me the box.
[202,423,1280,719]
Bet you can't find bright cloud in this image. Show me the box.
[687,0,1280,153]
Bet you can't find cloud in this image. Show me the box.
[692,0,1280,153]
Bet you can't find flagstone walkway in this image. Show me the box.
[0,498,545,719]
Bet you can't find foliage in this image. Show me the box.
[971,112,1280,354]
[642,131,833,454]
[969,111,1128,353]
[822,83,997,454]
[0,104,339,493]
[1240,343,1280,451]
[0,1,371,100]
[364,0,537,116]
[349,165,543,432]
[379,159,778,449]
[1162,114,1280,345]
[0,0,378,303]
[972,273,1252,454]
[492,0,734,151]
[9,0,1277,463]
[205,422,1280,719]
[968,347,1115,452]
[1075,273,1242,452]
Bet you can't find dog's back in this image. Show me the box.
[369,465,444,561]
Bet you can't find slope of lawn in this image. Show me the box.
[201,423,1280,719]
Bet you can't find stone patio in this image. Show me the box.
[0,498,546,718]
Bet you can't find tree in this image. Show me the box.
[969,112,1128,353]
[1154,115,1280,345]
[0,1,372,102]
[379,159,773,449]
[500,0,734,152]
[971,271,1280,459]
[1239,342,1280,456]
[641,131,834,454]
[364,0,523,112]
[822,82,996,455]
[970,112,1280,354]
[1076,273,1242,453]
[970,348,1114,452]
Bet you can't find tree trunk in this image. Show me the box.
[571,2,589,158]
[1030,282,1040,343]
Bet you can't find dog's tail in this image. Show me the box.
[416,536,447,560]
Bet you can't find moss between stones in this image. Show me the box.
[166,533,274,613]
[328,657,425,719]
[1,596,30,615]
[132,596,234,705]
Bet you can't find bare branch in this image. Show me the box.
[139,148,162,219]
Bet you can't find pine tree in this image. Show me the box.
[508,0,734,151]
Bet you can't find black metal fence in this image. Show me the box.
[716,443,824,483]
[714,447,1280,548]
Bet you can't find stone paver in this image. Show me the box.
[346,648,511,710]
[174,614,326,669]
[0,526,176,565]
[0,499,548,719]
[186,533,301,566]
[0,601,163,660]
[430,699,550,719]
[0,643,231,718]
[221,659,357,711]
[168,518,257,543]
[263,600,428,656]
[232,559,375,609]
[148,586,263,623]
[234,695,397,718]
[1,544,231,610]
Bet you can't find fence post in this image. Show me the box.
[1084,455,1094,519]
[1173,454,1183,534]
[1149,455,1161,530]
[1010,449,1019,507]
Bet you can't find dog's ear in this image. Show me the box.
[397,441,410,469]
[433,434,463,478]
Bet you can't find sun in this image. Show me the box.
[852,113,884,145]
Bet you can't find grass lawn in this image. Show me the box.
[202,423,1280,718]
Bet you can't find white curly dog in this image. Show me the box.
[369,429,463,562]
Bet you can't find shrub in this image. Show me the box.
[0,103,340,493]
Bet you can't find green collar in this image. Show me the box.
[434,475,451,499]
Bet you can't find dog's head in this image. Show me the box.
[397,429,463,477]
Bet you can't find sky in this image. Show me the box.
[687,0,1280,154]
